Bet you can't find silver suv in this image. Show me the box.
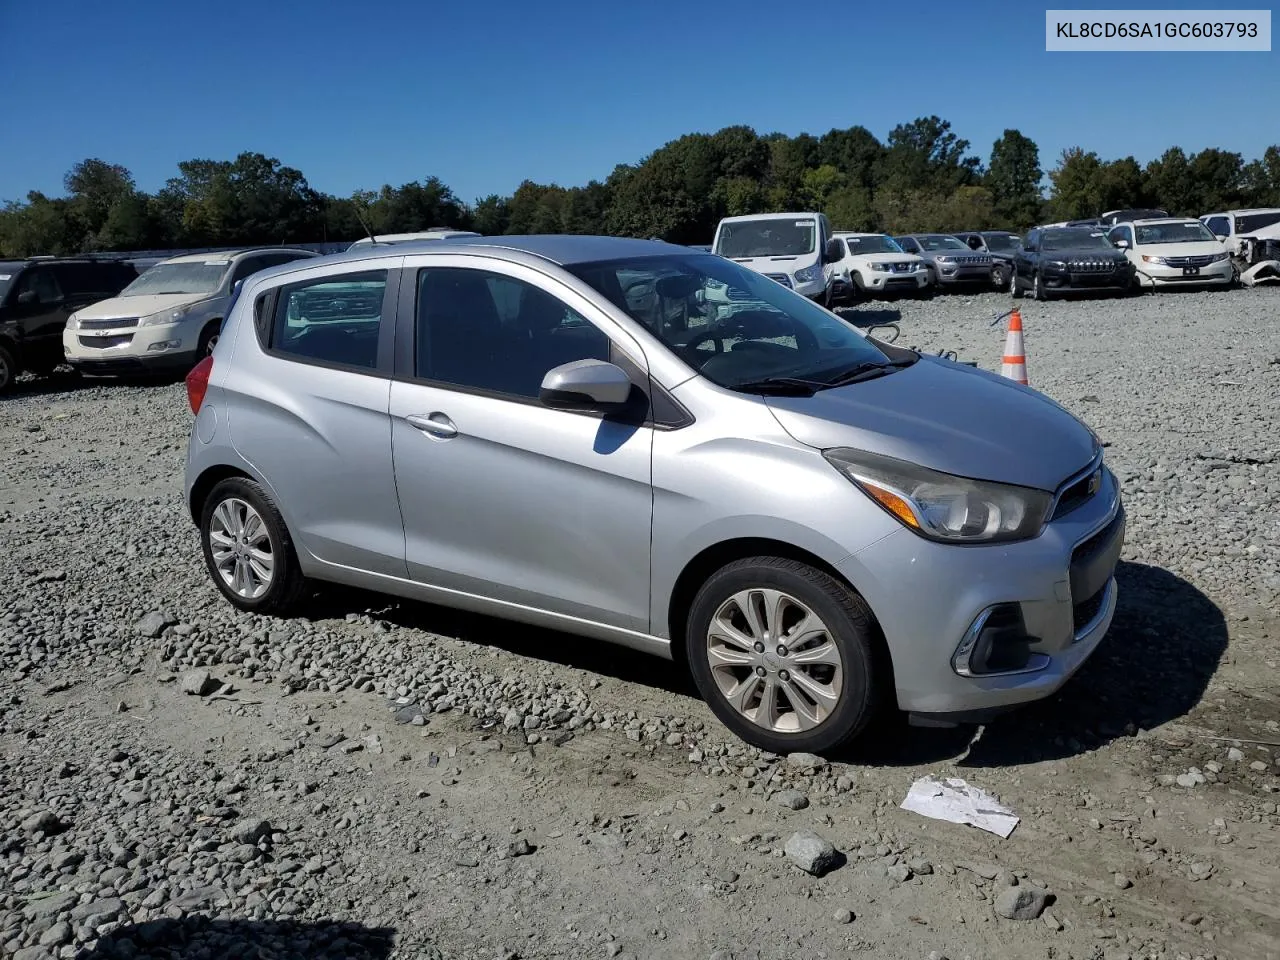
[183,236,1124,753]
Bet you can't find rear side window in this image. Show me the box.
[1203,216,1230,236]
[269,270,387,371]
[1235,211,1280,234]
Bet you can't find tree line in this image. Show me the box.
[3,116,1279,257]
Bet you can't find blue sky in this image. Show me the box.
[1,0,1275,205]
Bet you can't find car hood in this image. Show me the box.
[73,292,216,319]
[764,355,1097,491]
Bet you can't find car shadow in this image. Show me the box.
[839,560,1228,767]
[7,369,180,399]
[76,917,396,959]
[303,584,700,699]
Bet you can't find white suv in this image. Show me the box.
[1107,219,1234,289]
[831,233,929,300]
[64,248,317,376]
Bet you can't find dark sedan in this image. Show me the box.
[1011,227,1136,300]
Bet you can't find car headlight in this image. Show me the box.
[1044,259,1067,270]
[934,256,953,264]
[793,264,822,284]
[1141,255,1167,265]
[871,263,889,273]
[140,304,196,327]
[66,313,80,330]
[823,448,1053,544]
[1209,252,1230,263]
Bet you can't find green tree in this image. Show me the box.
[880,116,980,194]
[1241,145,1280,206]
[1047,148,1104,220]
[64,159,136,247]
[1143,147,1196,215]
[471,194,511,235]
[985,130,1042,228]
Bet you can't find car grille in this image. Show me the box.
[1052,464,1103,520]
[78,317,139,330]
[949,255,991,265]
[79,334,134,349]
[1072,584,1106,633]
[1066,259,1121,273]
[763,273,793,288]
[889,262,916,272]
[1162,254,1218,268]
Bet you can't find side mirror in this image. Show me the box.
[1113,239,1130,249]
[16,290,37,305]
[823,238,843,263]
[539,359,633,410]
[1214,234,1228,242]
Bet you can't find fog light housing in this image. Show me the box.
[952,603,1049,677]
[148,340,182,352]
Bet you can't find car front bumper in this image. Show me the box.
[1042,270,1133,294]
[836,466,1125,717]
[933,264,992,284]
[64,322,200,373]
[861,270,930,291]
[1137,260,1234,286]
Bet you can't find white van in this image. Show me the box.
[347,229,481,250]
[711,212,842,305]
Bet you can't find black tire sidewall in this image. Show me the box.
[685,558,878,754]
[0,344,15,393]
[197,321,222,360]
[199,477,298,613]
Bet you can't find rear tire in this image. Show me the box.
[199,477,308,615]
[685,557,883,754]
[0,344,16,394]
[1010,270,1024,298]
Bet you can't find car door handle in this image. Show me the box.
[405,413,458,438]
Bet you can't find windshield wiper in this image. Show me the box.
[823,357,916,387]
[731,376,830,396]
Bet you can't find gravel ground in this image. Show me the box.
[1,287,1278,960]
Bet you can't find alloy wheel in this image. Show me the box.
[705,588,844,734]
[208,497,274,599]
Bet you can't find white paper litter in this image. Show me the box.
[900,776,1020,839]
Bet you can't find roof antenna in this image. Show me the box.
[352,199,377,246]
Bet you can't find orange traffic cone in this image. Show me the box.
[1001,309,1029,385]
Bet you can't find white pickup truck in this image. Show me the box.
[711,212,843,306]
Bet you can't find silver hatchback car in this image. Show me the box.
[183,235,1124,754]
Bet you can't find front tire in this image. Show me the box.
[685,557,882,754]
[199,477,308,614]
[1010,269,1024,298]
[196,320,222,362]
[1032,272,1048,301]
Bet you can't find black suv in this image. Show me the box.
[0,257,138,392]
[1010,227,1135,300]
[955,231,1022,289]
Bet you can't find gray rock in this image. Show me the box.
[21,811,64,835]
[908,858,934,875]
[502,709,523,731]
[169,886,222,911]
[995,884,1049,920]
[232,818,273,844]
[1228,747,1245,761]
[23,891,79,919]
[785,752,828,771]
[13,947,54,960]
[833,908,853,924]
[136,611,174,638]
[773,789,809,810]
[1113,872,1133,889]
[38,922,71,946]
[783,830,841,876]
[887,863,912,883]
[70,898,123,922]
[180,669,218,696]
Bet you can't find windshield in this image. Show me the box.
[122,260,230,296]
[715,219,817,258]
[917,235,968,251]
[568,254,895,391]
[1135,222,1217,245]
[840,235,903,255]
[1042,229,1113,252]
[983,234,1019,251]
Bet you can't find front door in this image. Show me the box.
[388,260,654,633]
[9,266,68,364]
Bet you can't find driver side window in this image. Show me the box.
[16,267,61,304]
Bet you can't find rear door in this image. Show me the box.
[9,266,67,347]
[224,258,408,577]
[387,255,655,633]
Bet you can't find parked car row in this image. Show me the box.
[0,247,320,393]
